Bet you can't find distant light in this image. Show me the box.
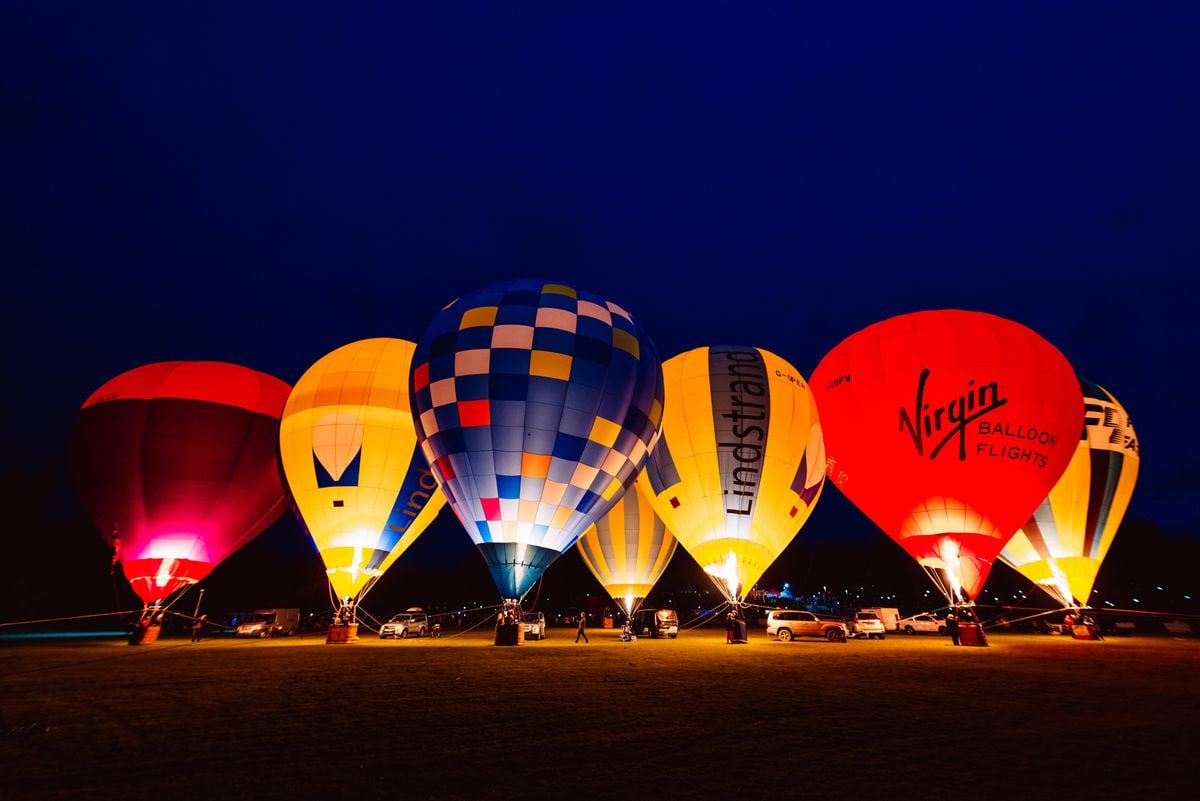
[1185,595,1192,601]
[1133,598,1140,603]
[1104,601,1115,607]
[1156,586,1164,591]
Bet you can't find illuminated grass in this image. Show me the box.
[1,630,1196,800]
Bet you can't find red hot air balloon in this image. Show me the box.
[70,362,291,609]
[810,310,1083,607]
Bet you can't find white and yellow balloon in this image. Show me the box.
[639,346,826,603]
[577,479,677,618]
[279,338,445,606]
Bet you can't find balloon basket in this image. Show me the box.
[958,622,988,647]
[326,623,358,644]
[494,622,523,646]
[128,623,161,646]
[727,619,748,644]
[1072,624,1100,640]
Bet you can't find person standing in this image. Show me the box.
[191,614,207,643]
[575,612,589,643]
[946,611,960,646]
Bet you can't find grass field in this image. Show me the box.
[2,627,1197,801]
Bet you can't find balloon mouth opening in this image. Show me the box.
[703,552,741,602]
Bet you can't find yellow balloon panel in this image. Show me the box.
[999,379,1139,606]
[280,338,445,602]
[577,479,677,617]
[639,346,825,601]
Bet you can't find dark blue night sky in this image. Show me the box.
[3,5,1197,609]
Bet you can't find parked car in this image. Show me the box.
[379,608,430,639]
[859,606,900,632]
[234,609,300,638]
[898,613,947,635]
[633,608,679,639]
[849,611,886,639]
[765,610,847,642]
[522,612,547,640]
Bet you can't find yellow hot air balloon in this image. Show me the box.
[639,346,826,602]
[999,377,1140,607]
[280,338,445,608]
[577,479,678,618]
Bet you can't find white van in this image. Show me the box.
[235,609,300,638]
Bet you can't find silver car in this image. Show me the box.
[766,610,848,642]
[380,609,430,639]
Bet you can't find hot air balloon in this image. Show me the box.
[411,279,664,606]
[999,377,1139,608]
[279,338,445,635]
[810,309,1084,613]
[638,346,827,604]
[576,479,678,619]
[70,362,291,640]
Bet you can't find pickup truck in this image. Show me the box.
[766,610,847,642]
[898,613,947,635]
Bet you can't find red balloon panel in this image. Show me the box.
[811,310,1083,599]
[70,362,290,604]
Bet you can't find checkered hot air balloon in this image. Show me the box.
[411,280,664,601]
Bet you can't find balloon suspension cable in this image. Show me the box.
[436,602,505,638]
[680,599,731,631]
[921,565,955,606]
[350,605,383,634]
[356,575,383,607]
[0,609,145,629]
[523,577,543,612]
[157,582,197,616]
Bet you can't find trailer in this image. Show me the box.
[859,607,900,632]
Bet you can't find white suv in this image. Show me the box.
[849,611,886,639]
[766,610,847,642]
[379,608,430,639]
[522,612,547,640]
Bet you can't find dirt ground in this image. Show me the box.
[2,627,1197,801]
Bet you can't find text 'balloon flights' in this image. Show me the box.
[811,309,1084,604]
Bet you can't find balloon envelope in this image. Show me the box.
[69,362,291,605]
[810,309,1084,602]
[279,338,445,604]
[999,377,1140,606]
[577,479,678,617]
[411,279,664,600]
[639,346,826,602]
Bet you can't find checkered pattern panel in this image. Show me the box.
[412,280,664,560]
